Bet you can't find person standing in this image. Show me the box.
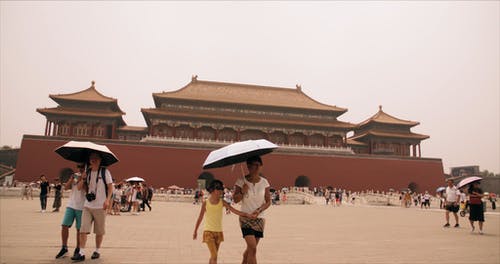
[39,175,50,213]
[56,163,86,259]
[72,152,113,261]
[141,183,152,211]
[468,181,485,234]
[443,179,460,228]
[233,156,271,264]
[52,179,63,212]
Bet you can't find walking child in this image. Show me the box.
[193,180,256,264]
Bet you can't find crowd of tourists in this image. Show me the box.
[8,163,497,263]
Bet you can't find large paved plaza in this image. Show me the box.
[1,197,499,264]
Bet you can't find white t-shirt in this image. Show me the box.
[66,173,85,210]
[84,168,113,209]
[235,176,270,218]
[445,186,460,203]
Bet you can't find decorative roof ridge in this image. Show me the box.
[357,105,419,127]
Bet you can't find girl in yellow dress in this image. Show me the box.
[193,180,255,264]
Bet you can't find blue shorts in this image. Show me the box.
[61,207,82,229]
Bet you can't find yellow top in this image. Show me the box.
[204,198,223,232]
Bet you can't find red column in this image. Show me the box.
[111,123,116,139]
[193,126,198,139]
[52,123,57,136]
[418,143,421,157]
[149,125,153,136]
[48,122,52,136]
[236,128,241,141]
[214,128,219,141]
[44,120,49,136]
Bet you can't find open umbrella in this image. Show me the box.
[126,176,145,182]
[457,176,482,189]
[436,186,446,192]
[202,139,278,169]
[55,141,118,166]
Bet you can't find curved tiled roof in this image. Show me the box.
[50,81,116,103]
[357,106,419,127]
[49,81,125,114]
[153,78,347,113]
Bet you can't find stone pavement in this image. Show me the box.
[1,197,499,264]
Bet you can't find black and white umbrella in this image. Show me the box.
[202,139,278,169]
[54,141,119,167]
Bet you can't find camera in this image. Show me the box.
[86,192,96,202]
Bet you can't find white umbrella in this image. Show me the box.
[55,141,118,166]
[203,139,278,169]
[126,177,145,182]
[457,176,482,189]
[436,186,446,192]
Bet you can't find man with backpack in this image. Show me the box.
[72,152,113,262]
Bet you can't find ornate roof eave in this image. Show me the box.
[357,105,419,128]
[49,81,126,114]
[141,108,354,130]
[37,107,126,126]
[152,77,348,114]
[346,139,368,146]
[117,126,149,133]
[349,131,429,141]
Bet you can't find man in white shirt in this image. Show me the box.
[443,179,461,228]
[55,163,86,259]
[72,152,113,262]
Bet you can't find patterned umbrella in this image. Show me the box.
[457,176,482,189]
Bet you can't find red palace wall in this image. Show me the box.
[15,135,444,192]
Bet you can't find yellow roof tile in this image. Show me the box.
[154,78,347,113]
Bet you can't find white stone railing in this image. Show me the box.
[141,136,354,154]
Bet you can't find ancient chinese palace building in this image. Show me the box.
[15,77,444,191]
[141,76,354,148]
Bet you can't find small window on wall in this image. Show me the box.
[95,126,104,137]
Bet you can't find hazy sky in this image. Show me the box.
[1,2,498,173]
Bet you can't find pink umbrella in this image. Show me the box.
[457,176,482,189]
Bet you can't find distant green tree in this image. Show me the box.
[198,172,215,188]
[408,182,418,193]
[294,175,311,187]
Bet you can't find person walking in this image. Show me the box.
[468,181,485,234]
[443,179,460,228]
[193,180,255,264]
[233,156,271,264]
[71,151,113,261]
[55,163,86,259]
[39,175,50,213]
